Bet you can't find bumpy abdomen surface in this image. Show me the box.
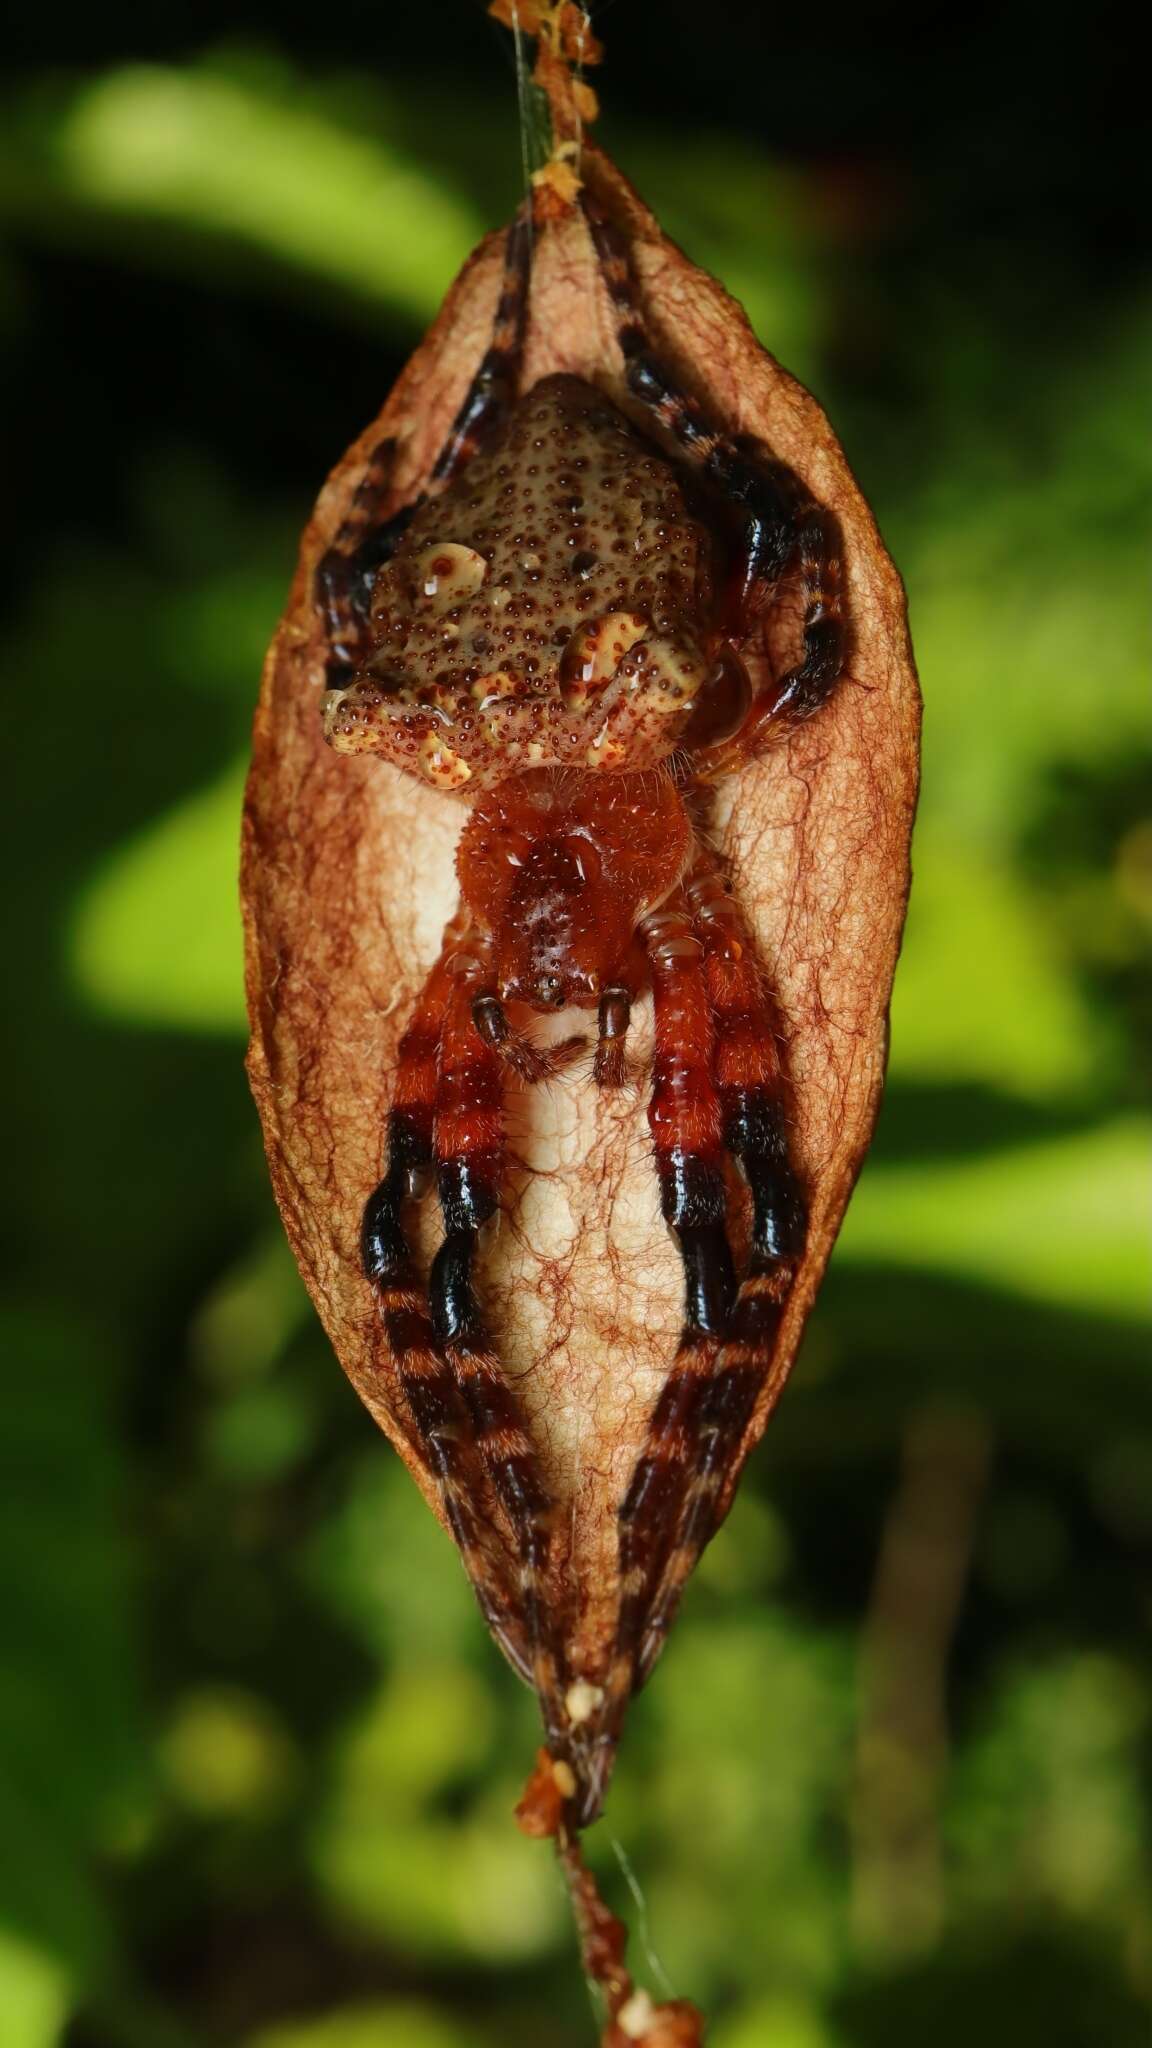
[324,374,712,789]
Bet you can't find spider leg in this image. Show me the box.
[581,902,737,1821]
[701,485,845,768]
[580,190,846,760]
[315,205,533,686]
[428,204,533,485]
[634,861,807,1682]
[471,991,584,1086]
[315,437,413,681]
[580,191,726,465]
[593,985,632,1087]
[428,969,574,1757]
[581,191,798,589]
[640,905,738,1336]
[360,937,532,1681]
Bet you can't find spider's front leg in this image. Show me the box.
[426,961,573,1752]
[635,863,807,1682]
[314,436,411,684]
[360,936,531,1680]
[587,902,739,1818]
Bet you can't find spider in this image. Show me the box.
[314,191,845,1828]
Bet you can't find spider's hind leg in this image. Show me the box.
[315,204,534,687]
[581,863,808,1821]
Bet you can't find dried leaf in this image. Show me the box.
[243,74,918,2039]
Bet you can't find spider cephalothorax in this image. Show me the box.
[456,768,691,1014]
[314,187,845,1826]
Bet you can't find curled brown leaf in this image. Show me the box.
[242,93,918,2042]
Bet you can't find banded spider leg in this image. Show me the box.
[360,933,533,1682]
[637,864,807,1676]
[361,923,575,1755]
[583,860,806,1824]
[579,187,847,766]
[428,955,569,1735]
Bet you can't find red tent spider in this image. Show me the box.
[315,191,846,1827]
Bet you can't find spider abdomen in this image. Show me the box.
[323,374,714,788]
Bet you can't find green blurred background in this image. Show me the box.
[2,4,1149,2044]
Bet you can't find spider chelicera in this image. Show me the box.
[314,190,846,1826]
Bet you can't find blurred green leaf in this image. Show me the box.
[0,1308,142,1991]
[190,1233,311,1386]
[31,62,483,321]
[314,1667,561,1963]
[68,758,246,1034]
[889,835,1108,1097]
[713,1994,845,2048]
[247,2002,483,2048]
[839,1117,1152,1318]
[160,1685,300,1819]
[628,1614,853,1998]
[0,1929,69,2048]
[951,1651,1151,1927]
[303,1454,483,1666]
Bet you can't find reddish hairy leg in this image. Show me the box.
[636,860,808,1681]
[359,934,532,1680]
[587,895,738,1819]
[583,857,808,1818]
[426,961,573,1754]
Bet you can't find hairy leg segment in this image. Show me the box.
[359,936,535,1682]
[635,865,807,1679]
[429,967,567,1728]
[583,857,807,1822]
[361,856,808,1824]
[359,924,577,1761]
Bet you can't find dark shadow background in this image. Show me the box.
[1,5,1149,2045]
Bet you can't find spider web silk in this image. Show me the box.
[611,1833,677,1997]
[507,1,600,189]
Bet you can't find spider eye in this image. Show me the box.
[678,646,752,750]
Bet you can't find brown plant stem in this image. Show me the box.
[851,1406,993,1958]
